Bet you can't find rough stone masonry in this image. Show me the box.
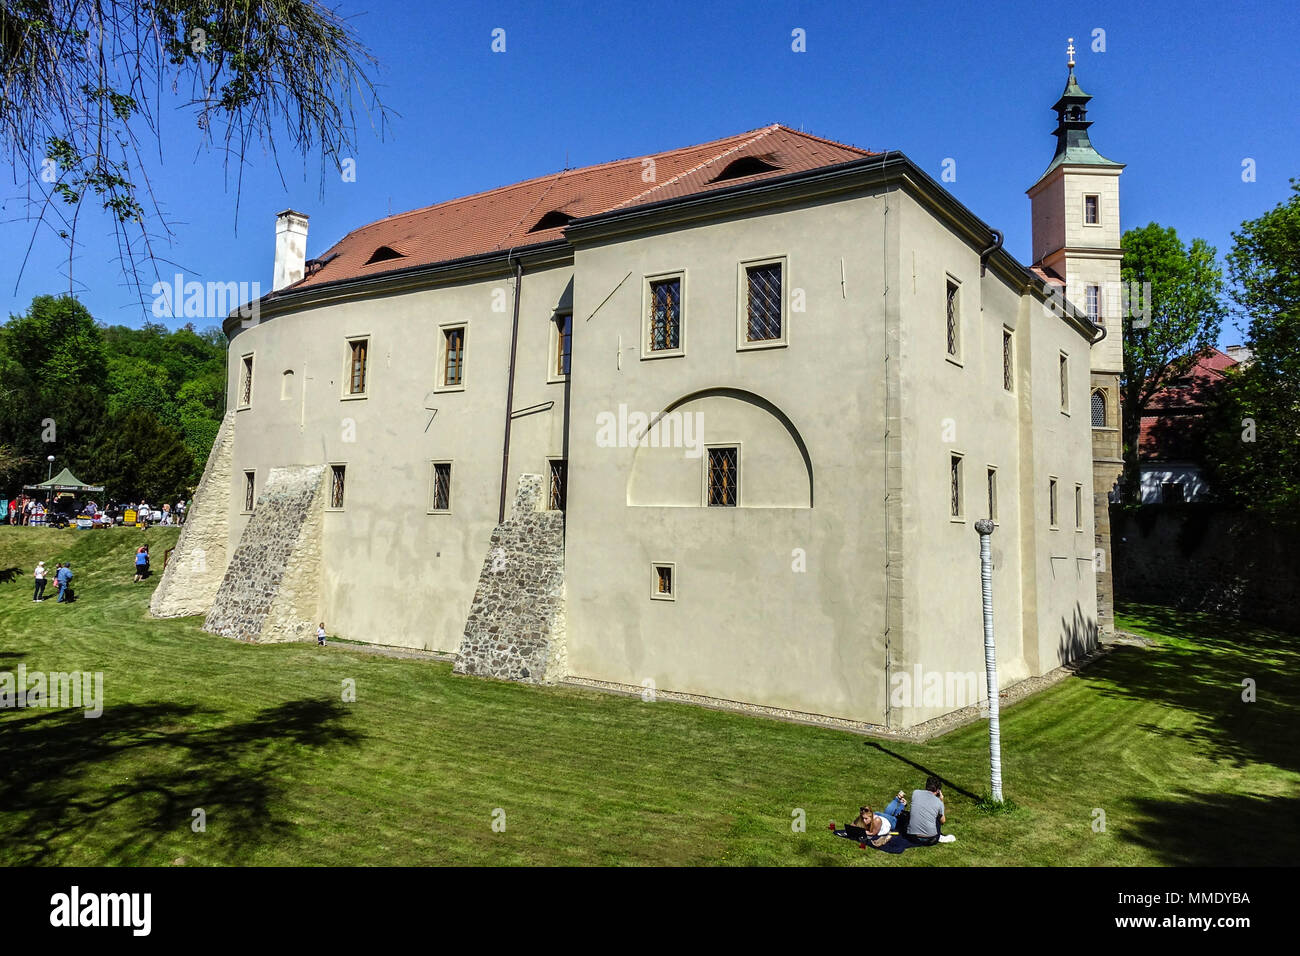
[454,474,567,683]
[203,464,326,642]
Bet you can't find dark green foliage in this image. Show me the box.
[0,295,225,500]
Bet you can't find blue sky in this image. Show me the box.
[1,0,1295,347]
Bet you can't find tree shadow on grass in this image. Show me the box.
[864,742,982,803]
[1120,791,1300,866]
[0,697,364,864]
[1067,606,1300,776]
[0,566,22,584]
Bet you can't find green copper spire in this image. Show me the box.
[1040,37,1123,177]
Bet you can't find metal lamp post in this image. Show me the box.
[974,518,1003,802]
[46,455,55,515]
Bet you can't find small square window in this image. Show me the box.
[429,462,451,512]
[648,277,682,352]
[1084,194,1100,225]
[707,447,739,506]
[1049,478,1059,528]
[651,563,675,601]
[243,471,255,512]
[548,460,567,511]
[330,464,346,510]
[442,326,466,388]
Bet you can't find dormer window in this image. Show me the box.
[709,155,781,184]
[365,245,405,265]
[529,210,574,232]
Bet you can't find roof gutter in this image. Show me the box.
[498,256,524,524]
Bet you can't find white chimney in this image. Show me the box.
[273,209,309,291]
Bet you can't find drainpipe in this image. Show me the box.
[498,258,524,524]
[979,229,1003,277]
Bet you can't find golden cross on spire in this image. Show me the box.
[1067,37,1076,69]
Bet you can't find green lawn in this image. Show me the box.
[1,526,1296,865]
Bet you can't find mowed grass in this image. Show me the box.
[1,526,1297,866]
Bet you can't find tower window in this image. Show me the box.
[987,467,998,522]
[330,465,346,509]
[243,471,255,512]
[950,454,964,519]
[1091,389,1107,427]
[1059,353,1070,412]
[548,459,567,511]
[1002,328,1014,392]
[1084,194,1100,225]
[1075,483,1084,530]
[651,562,676,601]
[239,354,254,407]
[429,462,451,512]
[1086,284,1101,324]
[1049,478,1059,528]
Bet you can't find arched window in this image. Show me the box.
[1090,389,1106,427]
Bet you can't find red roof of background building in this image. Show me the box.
[1138,347,1239,460]
[288,125,875,292]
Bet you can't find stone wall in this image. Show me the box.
[150,410,236,618]
[453,474,567,682]
[203,464,326,642]
[1112,504,1300,633]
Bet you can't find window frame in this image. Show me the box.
[945,278,963,365]
[548,311,573,383]
[427,460,452,514]
[547,458,567,512]
[950,452,965,522]
[642,271,686,360]
[1084,193,1101,226]
[342,334,371,400]
[237,353,254,409]
[436,322,467,392]
[736,256,789,351]
[704,443,741,507]
[242,470,256,514]
[1059,351,1071,414]
[650,562,676,602]
[1049,476,1060,530]
[1074,482,1084,531]
[987,465,998,524]
[1002,327,1015,393]
[327,463,347,511]
[1090,388,1108,428]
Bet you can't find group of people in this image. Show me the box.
[4,495,187,527]
[847,776,957,846]
[31,561,75,603]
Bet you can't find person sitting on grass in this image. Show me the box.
[907,775,957,845]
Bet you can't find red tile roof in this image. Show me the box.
[1138,347,1239,460]
[289,125,875,292]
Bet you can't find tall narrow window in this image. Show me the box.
[745,263,782,342]
[1049,478,1059,528]
[648,277,681,351]
[548,459,567,511]
[1059,353,1070,411]
[443,327,465,387]
[243,471,255,512]
[281,369,295,400]
[987,467,998,522]
[1086,284,1101,324]
[240,355,254,407]
[1084,194,1100,224]
[1075,483,1084,530]
[707,447,739,506]
[946,281,960,358]
[554,313,572,376]
[1091,389,1107,427]
[330,465,346,509]
[430,462,451,511]
[950,454,963,518]
[1002,328,1014,392]
[349,338,369,394]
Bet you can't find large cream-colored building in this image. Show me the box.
[154,64,1121,730]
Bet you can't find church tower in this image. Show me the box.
[1027,39,1125,639]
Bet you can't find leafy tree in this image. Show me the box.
[1119,223,1227,503]
[1202,180,1300,518]
[80,408,195,504]
[0,1,388,296]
